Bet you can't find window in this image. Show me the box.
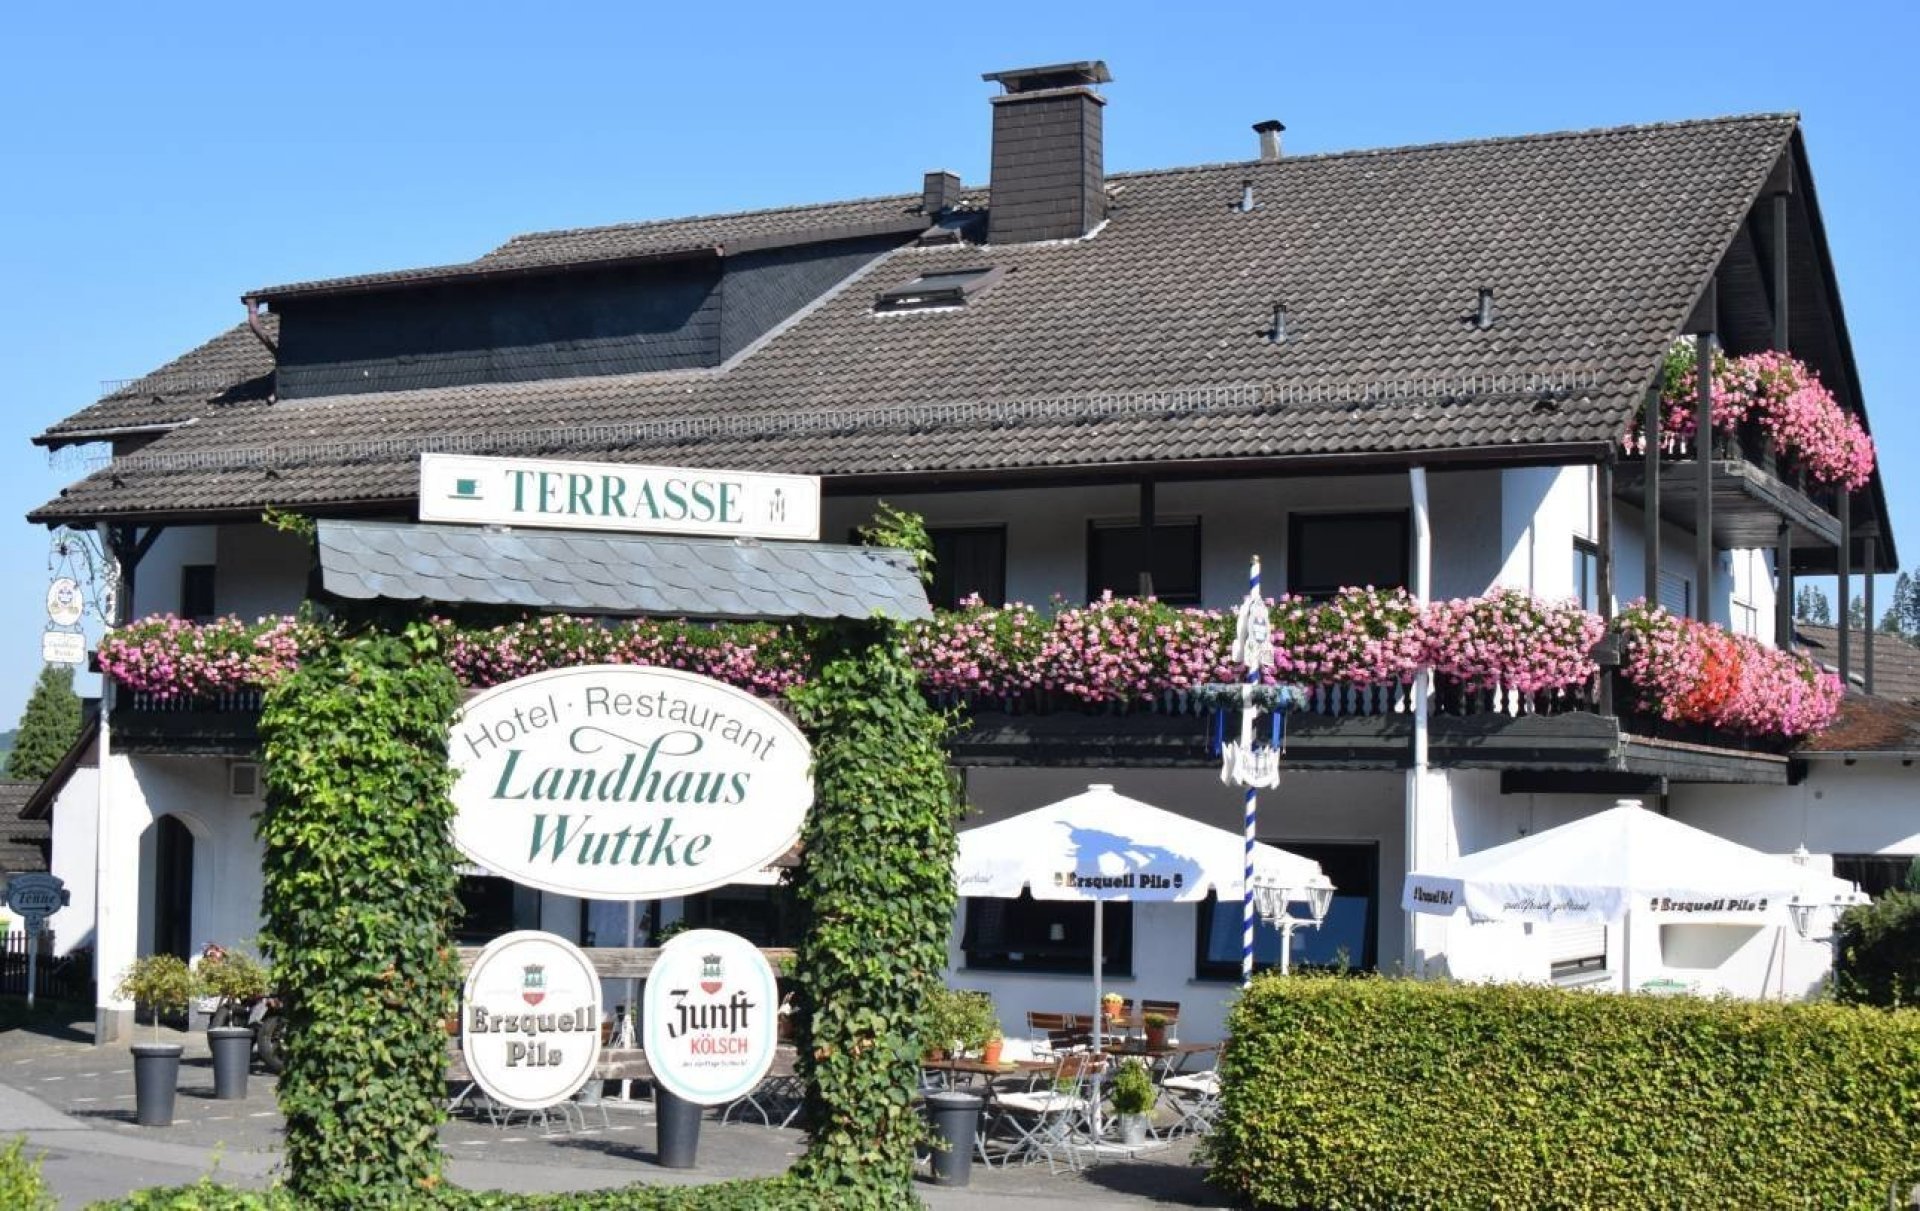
[1288,512,1409,599]
[1657,570,1692,617]
[1573,539,1600,612]
[963,893,1133,975]
[453,876,517,944]
[1193,841,1379,979]
[180,565,216,622]
[1833,854,1917,899]
[1086,518,1200,605]
[873,267,1003,313]
[929,526,1007,609]
[682,883,802,948]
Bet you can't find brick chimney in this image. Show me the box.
[981,60,1111,244]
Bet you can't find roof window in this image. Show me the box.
[873,267,1003,313]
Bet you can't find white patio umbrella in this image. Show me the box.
[1402,799,1865,988]
[956,783,1328,1146]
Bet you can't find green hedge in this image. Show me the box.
[85,1176,815,1210]
[1837,890,1920,1008]
[0,1136,56,1211]
[1210,976,1920,1210]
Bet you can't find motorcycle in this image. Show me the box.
[209,992,288,1075]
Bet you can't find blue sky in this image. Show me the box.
[1,0,1914,724]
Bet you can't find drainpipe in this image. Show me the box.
[1405,467,1433,972]
[244,298,278,356]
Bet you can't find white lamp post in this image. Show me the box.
[1250,875,1335,975]
[1788,893,1853,997]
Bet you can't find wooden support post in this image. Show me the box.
[1837,491,1851,689]
[1694,335,1714,623]
[1864,534,1876,696]
[1772,191,1790,352]
[1643,390,1661,607]
[1137,479,1156,599]
[1775,523,1793,650]
[1596,459,1615,716]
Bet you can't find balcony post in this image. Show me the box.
[1837,491,1851,688]
[1864,534,1876,695]
[1137,479,1156,598]
[1775,523,1794,650]
[1642,388,1660,607]
[1693,331,1714,623]
[1595,459,1615,716]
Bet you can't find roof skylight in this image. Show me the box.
[873,267,1003,313]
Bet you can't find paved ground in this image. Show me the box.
[0,1017,1230,1208]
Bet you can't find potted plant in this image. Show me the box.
[196,947,268,1100]
[1102,991,1125,1026]
[1143,1011,1171,1050]
[922,987,996,1060]
[1109,1058,1156,1148]
[115,953,195,1126]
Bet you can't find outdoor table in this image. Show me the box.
[921,1057,1053,1087]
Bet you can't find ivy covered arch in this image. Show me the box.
[255,512,957,1209]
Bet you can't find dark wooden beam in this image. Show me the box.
[1500,770,1667,797]
[1864,534,1876,695]
[1772,191,1791,351]
[1138,479,1156,598]
[1595,459,1615,716]
[1643,389,1660,609]
[1694,333,1714,622]
[1838,490,1851,687]
[1775,523,1793,649]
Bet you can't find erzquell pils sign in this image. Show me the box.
[449,665,812,900]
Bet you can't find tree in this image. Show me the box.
[1887,571,1919,639]
[1795,584,1832,625]
[5,665,80,782]
[1848,594,1867,631]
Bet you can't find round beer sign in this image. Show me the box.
[643,929,780,1106]
[461,931,603,1111]
[447,665,812,900]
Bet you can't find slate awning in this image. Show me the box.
[315,519,931,621]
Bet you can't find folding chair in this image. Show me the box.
[1161,1067,1221,1138]
[987,1053,1106,1173]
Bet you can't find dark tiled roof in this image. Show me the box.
[0,782,49,874]
[317,519,932,621]
[1796,624,1920,704]
[249,193,944,299]
[32,115,1796,522]
[36,317,278,447]
[1797,692,1920,754]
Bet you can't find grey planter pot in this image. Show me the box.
[654,1087,702,1168]
[1117,1112,1150,1149]
[207,1026,254,1100]
[131,1043,183,1127]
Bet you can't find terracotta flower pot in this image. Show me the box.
[1145,1024,1168,1050]
[982,1038,1004,1065]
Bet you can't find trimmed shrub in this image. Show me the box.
[0,1136,55,1211]
[85,1175,818,1209]
[1836,890,1920,1008]
[1210,976,1920,1210]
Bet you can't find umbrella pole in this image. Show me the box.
[1091,903,1104,1148]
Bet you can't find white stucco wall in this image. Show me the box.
[125,756,268,954]
[1671,761,1920,856]
[47,766,98,957]
[216,524,312,620]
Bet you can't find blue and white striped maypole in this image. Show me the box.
[1225,556,1277,987]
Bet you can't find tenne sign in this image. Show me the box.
[643,929,780,1106]
[419,453,821,541]
[448,665,813,900]
[461,930,603,1110]
[4,873,68,935]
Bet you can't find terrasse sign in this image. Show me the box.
[419,452,821,541]
[448,665,813,900]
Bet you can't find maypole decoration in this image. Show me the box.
[1222,556,1280,987]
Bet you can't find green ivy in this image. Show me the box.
[1210,974,1920,1210]
[781,510,960,1208]
[256,624,464,1208]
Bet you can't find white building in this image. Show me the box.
[25,61,1912,1045]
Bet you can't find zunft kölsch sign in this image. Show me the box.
[644,929,780,1106]
[449,665,812,900]
[462,931,603,1110]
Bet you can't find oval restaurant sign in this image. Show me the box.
[644,929,779,1106]
[462,930,603,1110]
[449,664,812,900]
